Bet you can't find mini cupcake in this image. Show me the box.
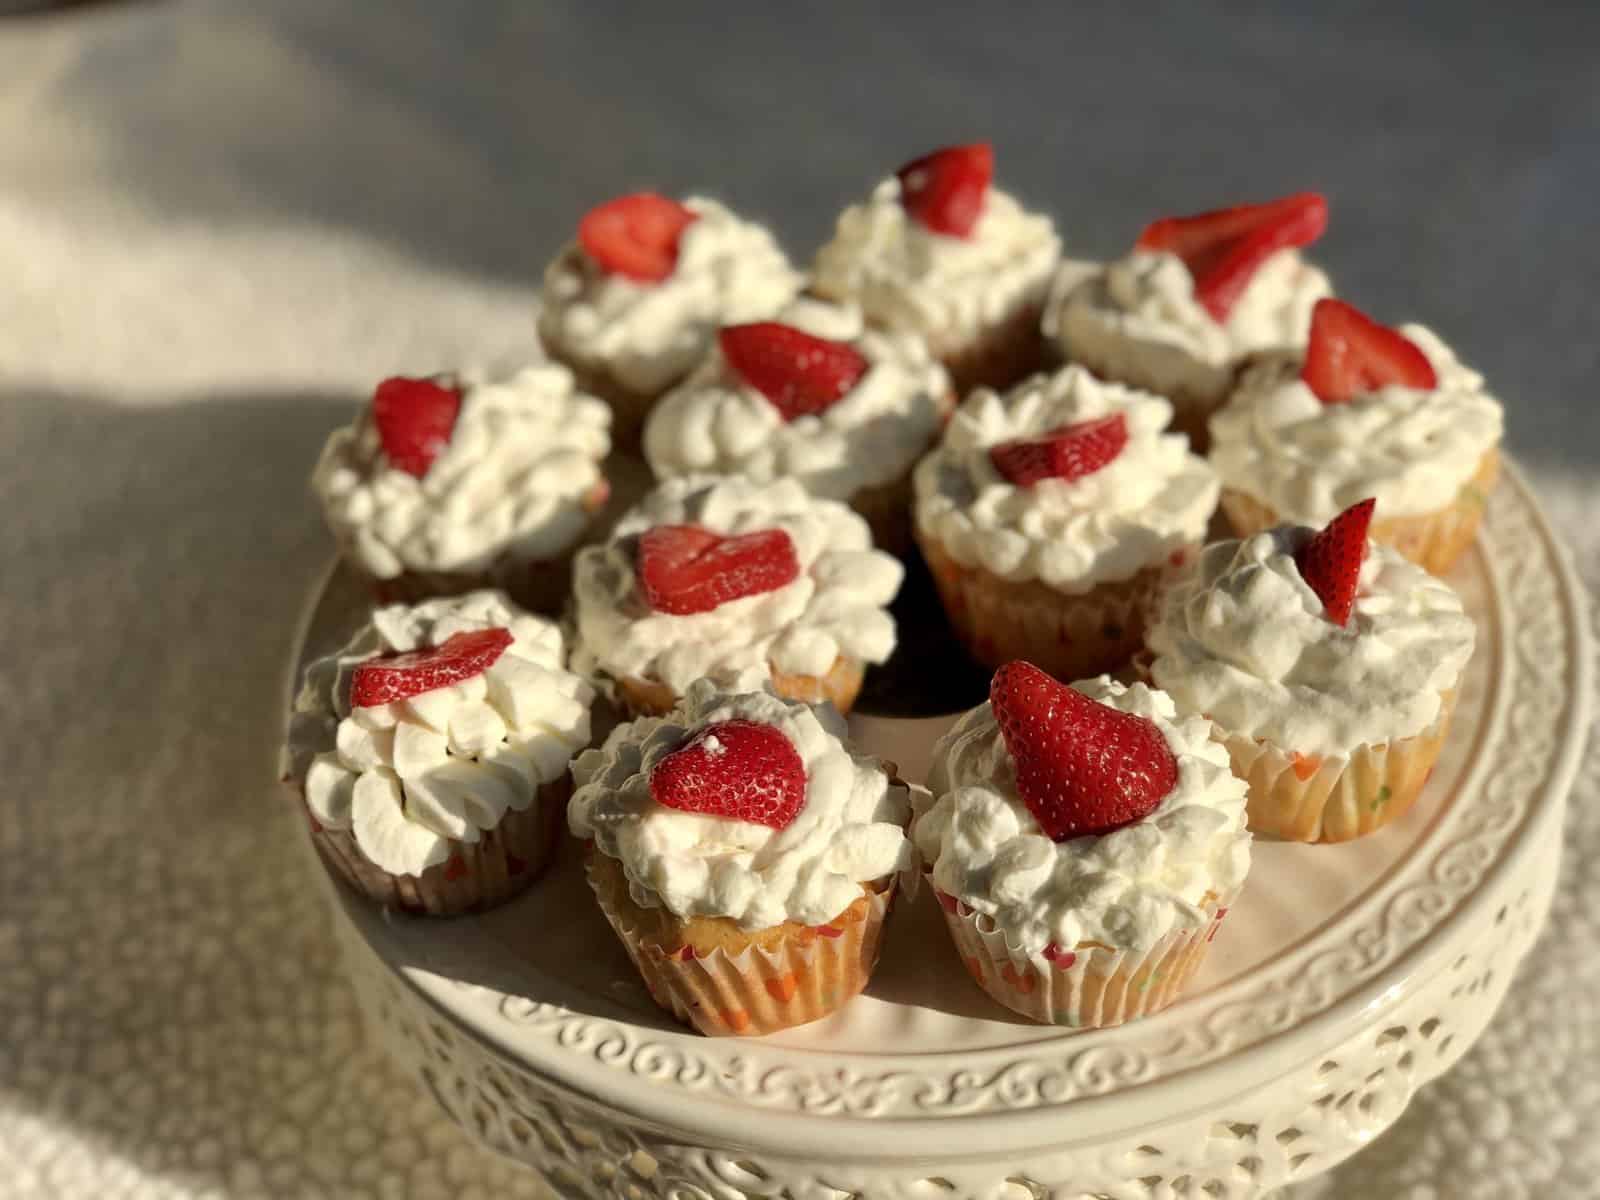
[1146,499,1474,842]
[569,680,912,1036]
[642,297,953,554]
[311,367,611,612]
[913,364,1218,681]
[283,590,595,914]
[1209,298,1503,576]
[811,143,1061,395]
[1047,192,1330,447]
[537,192,803,443]
[914,664,1250,1027]
[571,474,902,719]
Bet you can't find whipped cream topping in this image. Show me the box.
[538,197,802,394]
[913,365,1219,592]
[811,178,1061,344]
[642,296,952,501]
[572,474,902,693]
[312,365,610,580]
[285,591,594,877]
[913,677,1249,954]
[1208,325,1504,520]
[1147,527,1475,756]
[1048,248,1332,401]
[569,681,911,929]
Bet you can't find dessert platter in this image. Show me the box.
[280,146,1591,1198]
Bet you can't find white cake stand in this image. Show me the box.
[287,460,1590,1200]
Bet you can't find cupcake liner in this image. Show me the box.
[1219,690,1457,843]
[304,774,569,915]
[933,883,1234,1028]
[933,302,1047,398]
[918,532,1190,681]
[1218,449,1500,578]
[556,357,662,452]
[613,654,866,720]
[586,854,897,1037]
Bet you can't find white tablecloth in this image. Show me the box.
[2,5,1595,1197]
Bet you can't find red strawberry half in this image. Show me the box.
[1293,498,1376,626]
[650,719,806,830]
[578,193,698,282]
[637,524,800,616]
[989,661,1177,842]
[989,413,1128,487]
[372,376,463,479]
[1135,191,1328,323]
[350,628,513,708]
[895,142,994,238]
[718,323,869,422]
[1301,298,1438,404]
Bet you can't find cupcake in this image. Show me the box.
[1146,499,1475,842]
[811,143,1061,395]
[1046,192,1330,447]
[537,192,802,444]
[283,590,595,914]
[1209,298,1503,576]
[568,680,912,1036]
[913,364,1218,681]
[642,297,954,554]
[311,367,611,612]
[914,664,1250,1027]
[571,474,902,718]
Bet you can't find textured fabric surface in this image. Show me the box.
[1,4,1595,1197]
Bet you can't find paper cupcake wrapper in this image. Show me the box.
[1219,691,1457,843]
[586,857,897,1037]
[305,775,568,915]
[555,356,662,452]
[934,885,1235,1028]
[1218,449,1499,578]
[850,459,929,560]
[918,533,1191,681]
[613,654,866,720]
[933,300,1048,397]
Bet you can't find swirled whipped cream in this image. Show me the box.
[913,677,1249,954]
[572,474,902,693]
[538,197,802,394]
[913,365,1219,592]
[642,297,953,501]
[284,591,594,877]
[1048,249,1331,401]
[312,365,610,580]
[1208,325,1503,521]
[1147,528,1475,756]
[811,178,1060,345]
[569,681,911,929]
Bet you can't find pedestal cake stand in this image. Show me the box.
[286,460,1589,1200]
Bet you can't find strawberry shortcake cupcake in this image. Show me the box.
[1146,499,1475,842]
[538,192,803,443]
[913,364,1218,681]
[1209,298,1503,576]
[283,590,595,914]
[811,143,1061,395]
[571,474,903,718]
[1046,192,1331,447]
[569,680,913,1036]
[914,663,1251,1027]
[312,368,611,612]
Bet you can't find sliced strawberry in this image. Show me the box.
[637,524,800,616]
[1135,192,1327,323]
[1293,498,1376,626]
[578,193,698,282]
[1300,298,1438,404]
[989,661,1177,842]
[989,413,1128,487]
[350,628,513,708]
[650,719,806,830]
[895,143,994,237]
[718,323,869,422]
[372,376,462,479]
